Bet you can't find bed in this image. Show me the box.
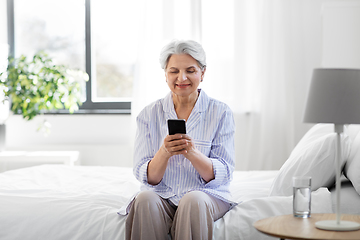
[0,123,360,240]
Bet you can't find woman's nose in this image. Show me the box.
[178,71,187,81]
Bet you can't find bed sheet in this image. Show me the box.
[0,165,332,240]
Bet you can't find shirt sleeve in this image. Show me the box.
[204,107,235,188]
[132,112,169,190]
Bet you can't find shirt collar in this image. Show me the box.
[163,89,209,114]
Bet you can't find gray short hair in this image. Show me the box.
[159,40,206,70]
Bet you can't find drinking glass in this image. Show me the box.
[293,176,311,218]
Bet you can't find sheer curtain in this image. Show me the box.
[132,0,316,170]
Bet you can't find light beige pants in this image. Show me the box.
[125,190,230,240]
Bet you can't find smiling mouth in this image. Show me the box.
[176,84,190,88]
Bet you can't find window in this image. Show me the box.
[7,0,138,113]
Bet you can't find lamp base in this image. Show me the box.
[315,220,360,231]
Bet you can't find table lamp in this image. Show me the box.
[303,68,360,231]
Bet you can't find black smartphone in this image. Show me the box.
[167,119,186,135]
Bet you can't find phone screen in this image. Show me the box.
[167,119,186,135]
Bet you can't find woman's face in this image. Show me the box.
[165,54,205,98]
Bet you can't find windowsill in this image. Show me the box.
[45,109,131,114]
[32,109,131,115]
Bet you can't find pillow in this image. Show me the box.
[269,124,350,196]
[344,125,360,195]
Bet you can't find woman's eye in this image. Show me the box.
[187,71,195,73]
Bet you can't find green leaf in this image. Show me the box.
[2,51,87,121]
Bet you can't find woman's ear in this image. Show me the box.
[201,67,206,81]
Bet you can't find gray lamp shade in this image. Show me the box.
[303,68,360,124]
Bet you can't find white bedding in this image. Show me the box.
[0,165,333,240]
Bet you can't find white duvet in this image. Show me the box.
[0,165,332,240]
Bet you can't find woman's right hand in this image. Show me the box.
[148,134,187,185]
[162,134,188,156]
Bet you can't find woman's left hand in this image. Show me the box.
[181,134,215,182]
[181,134,198,156]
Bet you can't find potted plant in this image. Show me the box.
[0,51,88,119]
[0,51,88,148]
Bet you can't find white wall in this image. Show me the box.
[322,1,360,68]
[4,114,134,167]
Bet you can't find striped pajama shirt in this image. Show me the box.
[132,89,236,208]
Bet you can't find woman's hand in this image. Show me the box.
[162,134,189,156]
[148,134,190,185]
[164,134,214,182]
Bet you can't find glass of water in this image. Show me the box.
[293,176,311,218]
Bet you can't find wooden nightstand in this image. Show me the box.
[254,214,360,240]
[0,151,80,172]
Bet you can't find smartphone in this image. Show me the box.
[167,119,186,135]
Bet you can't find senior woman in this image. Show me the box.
[124,40,235,240]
